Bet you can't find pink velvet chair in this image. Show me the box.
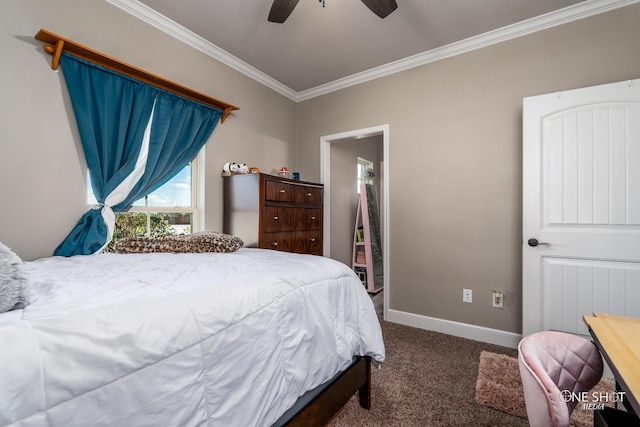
[518,331,603,427]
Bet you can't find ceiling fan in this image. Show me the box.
[268,0,398,23]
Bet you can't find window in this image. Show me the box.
[88,152,203,250]
[357,157,374,193]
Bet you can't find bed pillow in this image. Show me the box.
[0,242,28,313]
[114,231,244,254]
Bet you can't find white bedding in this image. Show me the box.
[0,248,385,427]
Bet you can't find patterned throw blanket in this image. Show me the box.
[114,231,243,253]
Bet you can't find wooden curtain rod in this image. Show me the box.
[34,29,239,123]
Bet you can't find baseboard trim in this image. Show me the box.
[385,309,522,349]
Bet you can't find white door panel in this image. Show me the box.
[543,258,640,336]
[523,79,640,337]
[544,104,640,227]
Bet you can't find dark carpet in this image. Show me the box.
[328,307,528,426]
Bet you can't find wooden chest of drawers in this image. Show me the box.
[223,173,323,255]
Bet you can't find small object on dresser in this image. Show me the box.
[278,167,291,178]
[221,162,249,176]
[292,172,300,180]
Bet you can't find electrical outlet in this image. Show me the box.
[492,291,504,308]
[463,289,472,303]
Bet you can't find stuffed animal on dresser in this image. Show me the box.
[222,162,250,174]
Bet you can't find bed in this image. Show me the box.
[0,246,385,426]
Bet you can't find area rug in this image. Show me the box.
[475,351,615,427]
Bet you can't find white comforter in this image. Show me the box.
[0,249,385,427]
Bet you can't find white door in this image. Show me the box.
[523,79,640,337]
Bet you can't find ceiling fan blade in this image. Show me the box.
[360,0,398,18]
[268,0,300,23]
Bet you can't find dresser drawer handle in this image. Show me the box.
[310,216,316,220]
[272,216,279,220]
[271,242,278,247]
[279,189,286,193]
[310,238,316,242]
[306,193,312,197]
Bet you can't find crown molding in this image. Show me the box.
[296,0,640,101]
[105,0,298,100]
[108,0,639,103]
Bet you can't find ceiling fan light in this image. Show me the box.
[269,0,397,23]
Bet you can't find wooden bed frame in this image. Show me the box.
[272,356,372,426]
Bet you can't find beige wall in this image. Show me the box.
[295,4,640,334]
[0,0,296,260]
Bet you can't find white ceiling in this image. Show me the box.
[109,0,634,100]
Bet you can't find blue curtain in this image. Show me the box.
[113,92,221,211]
[54,53,222,256]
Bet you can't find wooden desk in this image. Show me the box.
[584,313,640,415]
[591,312,640,324]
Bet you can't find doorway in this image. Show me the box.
[320,124,389,318]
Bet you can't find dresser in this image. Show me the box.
[223,173,323,255]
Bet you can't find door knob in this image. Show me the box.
[527,238,550,247]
